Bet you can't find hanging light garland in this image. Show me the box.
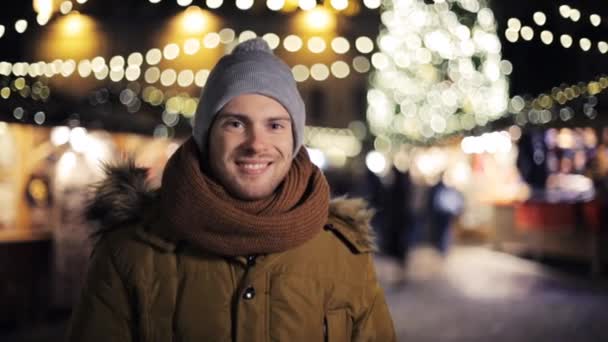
[504,5,607,53]
[507,75,608,128]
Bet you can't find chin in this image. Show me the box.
[233,189,274,201]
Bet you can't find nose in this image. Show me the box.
[243,125,268,153]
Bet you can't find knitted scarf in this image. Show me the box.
[159,138,330,256]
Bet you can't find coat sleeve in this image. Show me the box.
[352,257,397,342]
[66,241,134,342]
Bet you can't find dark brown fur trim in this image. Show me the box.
[86,159,157,237]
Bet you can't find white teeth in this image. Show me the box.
[241,163,266,170]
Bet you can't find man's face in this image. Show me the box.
[208,93,294,201]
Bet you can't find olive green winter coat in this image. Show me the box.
[66,163,396,341]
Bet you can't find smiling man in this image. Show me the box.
[67,38,396,342]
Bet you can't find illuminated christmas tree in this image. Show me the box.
[367,0,510,144]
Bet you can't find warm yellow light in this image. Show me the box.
[195,69,210,87]
[206,0,223,9]
[236,0,254,10]
[298,0,316,10]
[164,43,180,60]
[560,34,573,48]
[262,33,280,49]
[579,38,591,51]
[352,56,370,73]
[178,70,194,87]
[267,0,285,11]
[15,20,28,33]
[363,0,380,9]
[0,87,10,99]
[533,12,546,26]
[182,98,198,117]
[125,65,141,81]
[91,56,105,72]
[184,38,201,55]
[280,0,299,12]
[590,14,602,27]
[94,65,109,80]
[540,30,553,45]
[219,28,235,43]
[203,32,220,48]
[110,56,125,69]
[330,0,348,11]
[110,68,124,82]
[59,1,72,14]
[238,30,257,43]
[310,63,329,81]
[330,61,350,79]
[60,59,76,77]
[307,37,326,53]
[520,26,534,41]
[161,69,177,86]
[355,36,374,53]
[146,48,162,65]
[283,35,303,52]
[33,0,54,13]
[292,65,309,82]
[128,52,143,66]
[181,6,208,35]
[0,25,5,39]
[331,37,350,54]
[145,67,161,83]
[301,7,335,33]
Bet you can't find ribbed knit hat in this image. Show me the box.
[193,38,306,155]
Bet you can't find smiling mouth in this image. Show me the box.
[236,161,272,175]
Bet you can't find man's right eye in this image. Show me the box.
[226,120,243,129]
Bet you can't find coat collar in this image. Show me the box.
[87,160,375,253]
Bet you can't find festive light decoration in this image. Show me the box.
[506,5,607,53]
[508,75,608,127]
[0,28,376,82]
[367,0,509,144]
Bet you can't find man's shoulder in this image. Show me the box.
[323,197,376,254]
[86,160,176,268]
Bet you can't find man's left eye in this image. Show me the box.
[270,123,283,129]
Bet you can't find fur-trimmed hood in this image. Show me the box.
[86,161,375,251]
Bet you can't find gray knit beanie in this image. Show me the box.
[193,38,306,155]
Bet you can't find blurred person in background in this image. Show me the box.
[427,174,464,255]
[67,38,395,341]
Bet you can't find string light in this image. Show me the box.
[3,29,376,73]
[590,14,601,27]
[292,65,310,82]
[238,30,257,43]
[206,0,223,9]
[283,35,303,52]
[298,0,316,11]
[533,12,546,26]
[203,32,221,48]
[307,36,326,53]
[15,20,28,33]
[363,0,381,10]
[355,36,374,54]
[262,33,280,49]
[236,0,254,10]
[267,0,285,11]
[331,37,350,54]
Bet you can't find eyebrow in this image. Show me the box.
[218,113,292,123]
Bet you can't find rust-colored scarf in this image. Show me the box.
[160,138,330,256]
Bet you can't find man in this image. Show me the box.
[68,38,396,341]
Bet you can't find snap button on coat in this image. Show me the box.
[243,286,256,300]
